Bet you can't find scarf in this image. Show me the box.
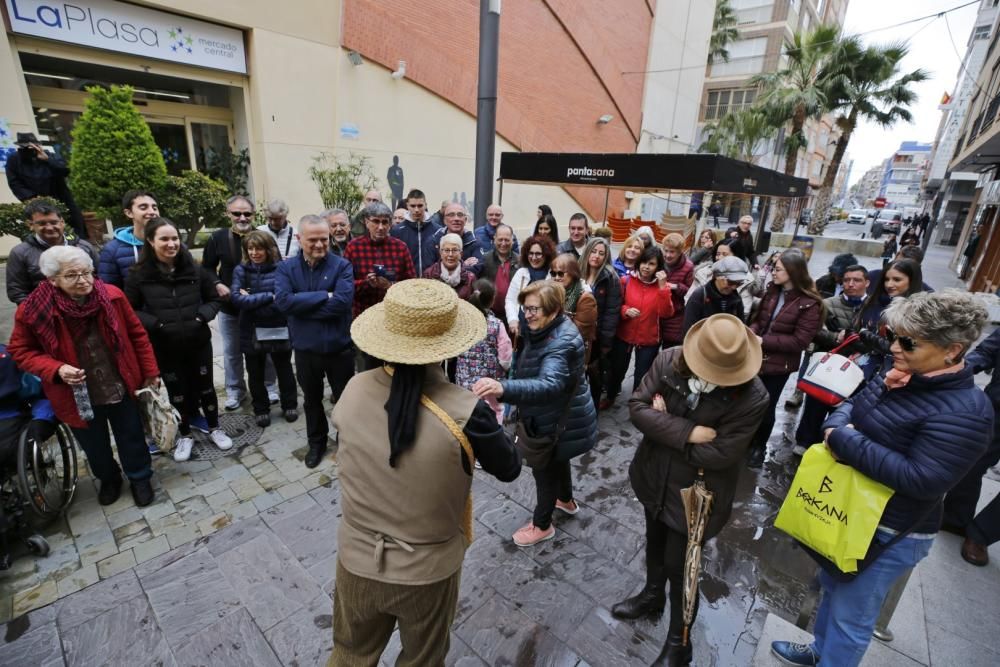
[844,295,865,307]
[527,265,549,283]
[564,279,583,314]
[384,364,426,467]
[686,376,718,410]
[439,263,463,287]
[884,360,965,390]
[20,280,127,363]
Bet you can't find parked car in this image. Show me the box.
[847,209,867,224]
[877,209,903,235]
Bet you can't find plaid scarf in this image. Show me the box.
[20,279,127,361]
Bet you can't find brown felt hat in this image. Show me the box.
[682,313,761,386]
[351,279,486,365]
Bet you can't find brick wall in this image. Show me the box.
[342,0,655,221]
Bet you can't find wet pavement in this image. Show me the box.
[0,237,998,665]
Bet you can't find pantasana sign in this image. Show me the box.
[3,0,247,74]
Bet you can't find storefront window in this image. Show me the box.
[192,123,232,173]
[148,123,191,176]
[32,107,81,159]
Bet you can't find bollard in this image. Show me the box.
[872,568,913,642]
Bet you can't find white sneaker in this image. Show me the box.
[210,429,234,450]
[224,394,245,411]
[173,437,194,462]
[267,389,280,405]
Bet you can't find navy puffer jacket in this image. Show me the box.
[502,314,597,461]
[824,366,994,534]
[231,262,288,354]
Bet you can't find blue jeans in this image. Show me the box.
[71,396,152,482]
[811,531,933,666]
[217,311,247,398]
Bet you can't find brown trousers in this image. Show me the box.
[329,560,461,667]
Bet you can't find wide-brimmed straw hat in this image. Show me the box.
[351,279,486,365]
[682,313,761,386]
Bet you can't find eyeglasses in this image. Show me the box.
[885,328,918,352]
[228,211,253,219]
[440,247,461,254]
[523,305,543,315]
[527,251,544,258]
[444,212,467,219]
[725,279,742,287]
[367,218,391,226]
[549,270,566,278]
[59,271,95,283]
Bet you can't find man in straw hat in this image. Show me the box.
[615,313,768,665]
[329,279,521,666]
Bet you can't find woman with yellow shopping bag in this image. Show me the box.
[772,291,994,667]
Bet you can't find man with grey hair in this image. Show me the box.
[323,208,351,256]
[350,190,383,239]
[275,215,355,468]
[258,198,299,259]
[431,202,486,276]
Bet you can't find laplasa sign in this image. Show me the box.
[4,0,247,74]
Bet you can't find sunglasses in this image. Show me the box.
[725,279,742,287]
[885,327,918,352]
[229,211,253,219]
[549,270,566,278]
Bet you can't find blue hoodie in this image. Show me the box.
[98,226,144,288]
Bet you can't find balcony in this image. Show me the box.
[983,93,1000,131]
[970,112,984,141]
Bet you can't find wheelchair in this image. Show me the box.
[0,418,78,569]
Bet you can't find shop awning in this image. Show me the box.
[498,152,809,198]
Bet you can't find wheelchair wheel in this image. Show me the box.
[25,534,49,557]
[17,423,78,519]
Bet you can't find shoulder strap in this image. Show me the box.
[284,229,293,257]
[420,394,475,544]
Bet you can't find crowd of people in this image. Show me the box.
[2,187,999,667]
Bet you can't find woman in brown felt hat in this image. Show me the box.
[613,313,769,666]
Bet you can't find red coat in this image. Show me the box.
[8,285,159,428]
[750,286,823,376]
[616,275,675,347]
[659,255,695,346]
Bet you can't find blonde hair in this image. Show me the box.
[618,235,644,262]
[662,232,685,251]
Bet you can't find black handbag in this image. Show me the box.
[252,326,291,354]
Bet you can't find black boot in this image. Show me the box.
[304,444,327,469]
[612,567,666,620]
[746,445,765,469]
[650,633,692,666]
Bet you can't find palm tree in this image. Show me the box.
[708,0,739,65]
[751,25,841,230]
[809,40,929,234]
[700,108,778,217]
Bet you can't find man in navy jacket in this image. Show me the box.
[275,215,354,468]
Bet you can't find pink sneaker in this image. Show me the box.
[555,499,580,515]
[513,522,555,547]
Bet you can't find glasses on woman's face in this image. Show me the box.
[523,305,542,315]
[527,251,544,258]
[59,270,95,283]
[885,327,918,352]
[549,270,566,278]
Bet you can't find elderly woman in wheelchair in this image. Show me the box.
[8,246,160,512]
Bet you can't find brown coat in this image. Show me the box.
[628,348,769,539]
[567,291,597,364]
[749,287,823,376]
[333,365,479,585]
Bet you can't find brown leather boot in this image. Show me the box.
[961,537,989,566]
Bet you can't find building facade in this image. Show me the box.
[1,0,702,252]
[879,141,931,212]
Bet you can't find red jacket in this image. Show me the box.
[8,285,159,428]
[750,286,823,376]
[616,275,675,347]
[659,255,695,346]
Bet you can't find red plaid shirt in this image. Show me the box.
[344,235,416,317]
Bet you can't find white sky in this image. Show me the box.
[842,0,979,186]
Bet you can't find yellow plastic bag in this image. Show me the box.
[774,443,894,574]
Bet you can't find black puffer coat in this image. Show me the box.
[124,250,221,353]
[502,314,597,461]
[628,347,769,538]
[591,266,622,350]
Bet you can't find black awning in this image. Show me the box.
[498,152,809,198]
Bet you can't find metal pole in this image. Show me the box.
[872,568,913,642]
[602,188,610,223]
[473,0,501,229]
[498,179,504,206]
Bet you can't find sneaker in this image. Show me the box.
[474,460,483,470]
[268,390,280,405]
[513,522,555,547]
[173,437,195,462]
[555,499,580,515]
[770,641,820,666]
[147,440,162,456]
[283,408,299,423]
[255,414,271,428]
[210,429,234,450]
[224,394,245,411]
[189,414,210,434]
[792,444,807,457]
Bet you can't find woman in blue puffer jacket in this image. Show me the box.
[772,290,994,667]
[474,280,597,548]
[230,231,298,427]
